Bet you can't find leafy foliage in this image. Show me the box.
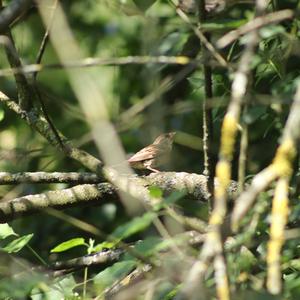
[0,0,299,299]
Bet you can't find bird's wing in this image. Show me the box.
[127,145,159,162]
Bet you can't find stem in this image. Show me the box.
[198,0,214,210]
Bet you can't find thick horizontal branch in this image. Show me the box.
[0,172,238,223]
[0,172,100,184]
[0,182,116,223]
[50,231,205,278]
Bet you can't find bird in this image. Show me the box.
[177,0,226,14]
[177,0,253,15]
[128,132,176,173]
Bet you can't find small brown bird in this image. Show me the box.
[177,0,253,15]
[177,0,226,14]
[128,132,176,173]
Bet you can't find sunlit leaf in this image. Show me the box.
[259,25,285,39]
[2,234,33,253]
[51,238,86,253]
[148,186,163,198]
[202,18,247,31]
[0,223,17,239]
[0,109,5,122]
[93,241,116,252]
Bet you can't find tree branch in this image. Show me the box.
[0,0,32,33]
[0,90,104,175]
[0,172,238,223]
[51,248,124,272]
[0,172,100,184]
[217,9,294,49]
[0,32,33,110]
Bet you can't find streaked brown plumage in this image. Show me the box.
[128,132,176,173]
[177,0,226,14]
[177,0,253,14]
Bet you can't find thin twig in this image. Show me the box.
[0,90,104,174]
[32,0,64,150]
[0,33,33,110]
[217,9,294,48]
[198,0,215,211]
[0,55,200,77]
[238,116,248,193]
[33,1,58,75]
[117,64,196,130]
[0,0,33,111]
[176,8,230,70]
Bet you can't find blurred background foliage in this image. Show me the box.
[0,0,300,298]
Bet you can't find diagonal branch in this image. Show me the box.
[0,90,104,174]
[217,9,294,49]
[0,33,34,110]
[0,0,32,33]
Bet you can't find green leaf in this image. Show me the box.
[2,234,33,253]
[31,275,76,300]
[51,238,86,253]
[165,190,186,205]
[148,186,163,198]
[188,76,205,90]
[259,25,285,39]
[202,18,247,31]
[132,235,189,257]
[132,236,166,257]
[0,223,17,239]
[93,260,136,292]
[111,212,156,241]
[93,241,116,252]
[117,0,143,16]
[243,106,267,125]
[133,0,156,11]
[0,109,5,122]
[154,190,186,211]
[0,259,42,299]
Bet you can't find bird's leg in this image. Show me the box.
[147,166,160,173]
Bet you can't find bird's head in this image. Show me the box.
[153,132,176,147]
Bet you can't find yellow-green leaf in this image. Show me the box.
[51,238,86,253]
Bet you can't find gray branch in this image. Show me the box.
[0,172,238,223]
[0,172,100,184]
[0,182,117,223]
[51,248,124,271]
